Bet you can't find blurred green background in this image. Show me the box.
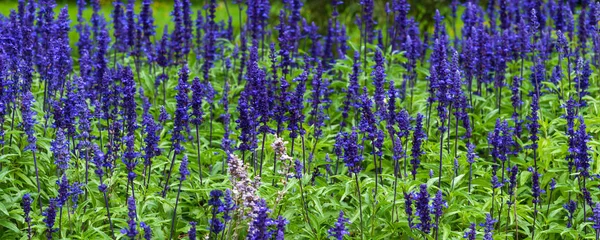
[0,0,457,39]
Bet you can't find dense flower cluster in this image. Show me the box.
[3,0,600,239]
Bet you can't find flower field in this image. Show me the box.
[1,0,600,239]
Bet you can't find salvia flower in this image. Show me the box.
[120,196,138,239]
[56,174,70,208]
[21,90,37,151]
[42,198,58,239]
[328,210,350,240]
[208,190,225,235]
[564,200,577,228]
[414,184,431,233]
[411,114,426,179]
[274,216,288,240]
[69,182,84,210]
[342,129,363,174]
[188,222,197,240]
[589,203,600,231]
[51,128,70,171]
[294,159,303,179]
[140,222,152,240]
[463,223,476,240]
[288,65,308,139]
[404,192,414,228]
[507,165,518,205]
[159,106,171,122]
[431,190,446,227]
[223,189,236,222]
[574,119,591,178]
[22,193,32,238]
[179,155,190,181]
[247,199,275,240]
[190,77,204,126]
[372,49,387,121]
[480,214,497,240]
[529,167,545,204]
[172,65,190,155]
[236,91,257,153]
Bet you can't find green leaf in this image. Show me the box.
[0,219,20,233]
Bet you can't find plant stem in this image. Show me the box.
[32,151,42,212]
[438,125,444,189]
[195,124,203,184]
[168,180,183,240]
[354,173,364,240]
[162,153,178,198]
[259,132,267,177]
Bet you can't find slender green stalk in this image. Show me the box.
[354,173,364,240]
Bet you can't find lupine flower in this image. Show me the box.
[414,184,431,233]
[188,222,197,240]
[328,210,350,240]
[121,196,138,239]
[140,222,152,240]
[42,198,58,239]
[549,178,556,190]
[463,223,476,240]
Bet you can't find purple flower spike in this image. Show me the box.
[328,211,350,240]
